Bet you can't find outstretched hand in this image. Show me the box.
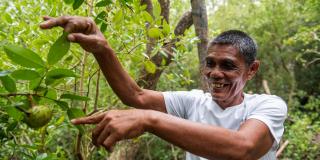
[40,16,110,54]
[71,109,150,151]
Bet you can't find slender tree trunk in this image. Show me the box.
[190,0,208,89]
[109,1,194,159]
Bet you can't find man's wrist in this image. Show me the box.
[92,42,113,57]
[143,110,160,133]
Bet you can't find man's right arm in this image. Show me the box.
[40,16,166,112]
[92,47,166,112]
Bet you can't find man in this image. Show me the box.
[40,16,287,160]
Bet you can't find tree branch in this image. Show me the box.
[141,0,156,57]
[94,70,100,112]
[174,11,193,35]
[137,11,193,89]
[158,0,170,23]
[0,93,37,97]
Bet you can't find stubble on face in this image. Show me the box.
[204,44,250,109]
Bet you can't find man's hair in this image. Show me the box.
[208,30,257,66]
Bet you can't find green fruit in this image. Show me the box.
[23,105,52,129]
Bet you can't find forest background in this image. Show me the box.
[0,0,319,159]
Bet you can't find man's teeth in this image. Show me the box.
[211,83,224,88]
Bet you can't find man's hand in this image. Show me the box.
[71,109,149,151]
[40,16,110,54]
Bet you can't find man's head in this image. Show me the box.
[204,30,260,108]
[208,30,257,66]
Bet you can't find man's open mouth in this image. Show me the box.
[209,83,227,89]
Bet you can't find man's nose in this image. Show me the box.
[207,67,224,80]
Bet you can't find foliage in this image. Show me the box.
[0,0,195,159]
[0,0,319,159]
[208,0,320,159]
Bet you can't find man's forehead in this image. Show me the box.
[206,44,246,63]
[207,44,239,54]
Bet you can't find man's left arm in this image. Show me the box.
[72,109,278,160]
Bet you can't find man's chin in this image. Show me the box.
[210,92,226,101]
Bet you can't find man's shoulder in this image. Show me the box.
[245,93,287,113]
[164,89,211,97]
[245,93,285,102]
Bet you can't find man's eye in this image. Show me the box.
[222,63,236,70]
[206,60,214,67]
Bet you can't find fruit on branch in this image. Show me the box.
[23,105,52,129]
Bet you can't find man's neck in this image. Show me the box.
[216,93,244,110]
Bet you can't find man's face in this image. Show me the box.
[203,44,258,106]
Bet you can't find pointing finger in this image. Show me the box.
[40,16,68,29]
[71,112,105,125]
[42,16,53,21]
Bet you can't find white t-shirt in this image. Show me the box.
[163,90,287,160]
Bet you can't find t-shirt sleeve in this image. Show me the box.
[246,95,287,145]
[162,90,199,119]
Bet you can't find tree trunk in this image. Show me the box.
[190,0,209,89]
[109,1,194,159]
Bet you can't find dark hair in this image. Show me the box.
[208,30,257,66]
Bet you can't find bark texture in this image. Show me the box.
[109,1,206,159]
[191,0,209,89]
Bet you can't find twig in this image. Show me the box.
[27,94,34,107]
[0,93,37,97]
[306,58,320,67]
[276,140,289,157]
[93,70,100,112]
[84,69,99,112]
[80,52,88,111]
[75,133,84,160]
[262,80,271,94]
[126,43,144,54]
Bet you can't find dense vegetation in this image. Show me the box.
[0,0,319,159]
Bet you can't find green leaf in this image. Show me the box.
[96,0,112,7]
[11,69,40,80]
[142,11,153,23]
[67,108,85,120]
[144,60,157,74]
[47,32,70,65]
[0,70,12,77]
[3,13,12,23]
[100,22,108,33]
[113,10,123,23]
[162,20,170,36]
[0,76,16,92]
[153,1,161,19]
[4,44,45,68]
[29,78,42,90]
[95,11,107,24]
[60,94,90,101]
[4,106,24,121]
[63,0,74,4]
[148,28,162,38]
[45,88,57,100]
[7,121,18,131]
[73,0,84,10]
[54,100,69,110]
[67,108,85,133]
[45,68,77,85]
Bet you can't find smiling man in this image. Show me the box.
[40,16,287,160]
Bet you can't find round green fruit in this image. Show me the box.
[24,105,52,129]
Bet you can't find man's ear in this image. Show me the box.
[247,60,260,80]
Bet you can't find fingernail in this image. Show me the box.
[39,23,46,28]
[68,34,75,42]
[71,119,76,124]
